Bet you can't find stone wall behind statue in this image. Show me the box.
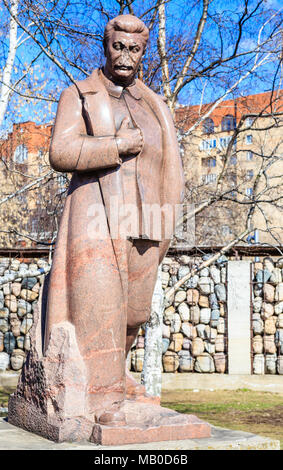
[130,254,228,374]
[0,256,50,372]
[130,254,283,375]
[252,257,283,375]
[0,253,283,375]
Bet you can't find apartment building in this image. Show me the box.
[176,90,283,246]
[0,90,282,249]
[0,121,66,247]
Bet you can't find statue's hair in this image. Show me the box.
[103,14,149,51]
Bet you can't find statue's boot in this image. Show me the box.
[126,368,148,398]
[97,403,126,427]
[125,368,161,405]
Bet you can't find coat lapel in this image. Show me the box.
[75,70,116,137]
[75,70,128,299]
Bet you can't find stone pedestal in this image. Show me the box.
[91,400,210,446]
[8,294,211,445]
[9,395,210,445]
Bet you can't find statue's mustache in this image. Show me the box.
[114,64,134,70]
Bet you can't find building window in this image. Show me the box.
[202,173,217,184]
[221,115,236,131]
[202,157,216,167]
[219,137,229,147]
[230,154,237,165]
[219,136,236,148]
[222,225,232,236]
[245,117,254,127]
[228,173,237,186]
[246,134,253,144]
[17,194,27,204]
[203,118,214,134]
[13,144,28,163]
[246,151,253,161]
[200,138,217,151]
[246,187,253,197]
[31,220,37,233]
[246,169,254,180]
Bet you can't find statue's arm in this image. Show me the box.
[49,87,121,172]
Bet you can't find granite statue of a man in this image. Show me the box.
[9,15,211,445]
[45,13,184,422]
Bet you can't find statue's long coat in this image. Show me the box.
[44,70,184,415]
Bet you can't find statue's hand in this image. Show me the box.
[115,117,143,156]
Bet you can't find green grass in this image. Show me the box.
[164,400,277,414]
[1,386,282,449]
[0,387,13,417]
[161,389,283,450]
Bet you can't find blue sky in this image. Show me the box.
[1,0,282,129]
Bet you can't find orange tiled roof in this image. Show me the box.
[176,90,283,131]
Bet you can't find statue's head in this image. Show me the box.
[103,14,149,85]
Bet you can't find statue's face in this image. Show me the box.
[105,31,145,84]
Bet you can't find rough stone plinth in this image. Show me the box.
[90,400,210,446]
[8,395,93,442]
[8,292,211,445]
[7,291,94,443]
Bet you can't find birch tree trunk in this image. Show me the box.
[141,266,164,397]
[0,0,18,127]
[157,0,172,109]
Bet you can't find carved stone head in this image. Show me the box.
[10,349,25,371]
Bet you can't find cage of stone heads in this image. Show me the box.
[0,253,50,373]
[129,250,229,375]
[251,256,283,375]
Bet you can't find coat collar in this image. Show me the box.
[99,69,142,100]
[75,68,142,100]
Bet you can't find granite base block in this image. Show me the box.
[8,396,211,445]
[91,400,210,446]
